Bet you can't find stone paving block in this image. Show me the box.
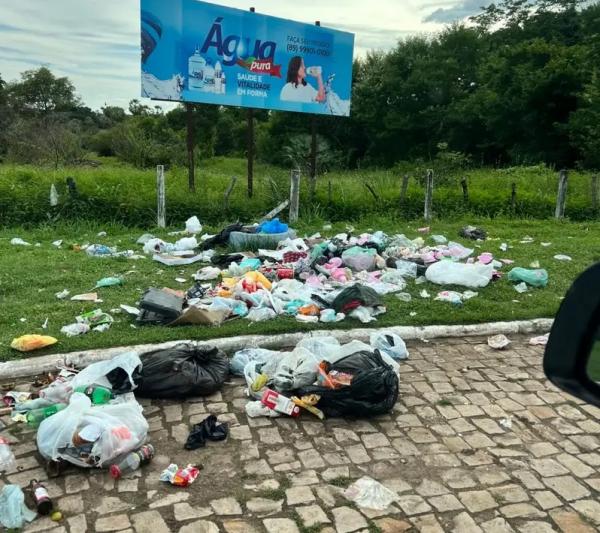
[286,485,315,506]
[173,503,213,521]
[246,497,283,514]
[571,499,600,526]
[490,484,529,504]
[223,520,261,533]
[131,511,170,533]
[210,497,242,515]
[96,514,131,532]
[178,520,219,533]
[295,504,331,527]
[480,517,516,533]
[67,515,87,532]
[332,506,368,533]
[428,493,464,512]
[453,511,483,533]
[501,503,546,519]
[397,494,432,515]
[543,475,591,501]
[550,509,596,533]
[458,490,498,513]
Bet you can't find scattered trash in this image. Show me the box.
[160,464,201,487]
[31,479,53,515]
[419,289,431,299]
[431,235,447,244]
[488,334,511,350]
[529,260,540,268]
[435,290,463,305]
[55,289,70,299]
[10,238,31,246]
[97,231,107,237]
[0,485,37,529]
[135,344,229,398]
[554,254,572,261]
[120,304,140,316]
[499,417,512,430]
[529,333,550,346]
[520,236,534,244]
[0,437,16,472]
[417,226,430,234]
[185,216,202,234]
[50,184,59,207]
[41,317,49,329]
[184,414,229,450]
[426,261,494,288]
[500,242,508,252]
[541,242,552,247]
[51,511,63,522]
[459,226,487,240]
[52,240,63,248]
[370,331,408,360]
[514,282,528,293]
[395,292,412,302]
[110,444,155,479]
[94,277,123,289]
[507,268,548,288]
[60,323,91,337]
[70,293,101,302]
[10,335,58,352]
[344,476,399,510]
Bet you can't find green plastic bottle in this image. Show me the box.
[26,404,67,427]
[74,385,113,405]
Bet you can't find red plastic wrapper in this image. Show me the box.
[160,464,201,487]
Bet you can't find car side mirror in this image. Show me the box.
[544,262,600,407]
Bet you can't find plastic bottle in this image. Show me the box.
[31,479,53,515]
[0,437,16,472]
[74,385,113,405]
[221,72,226,94]
[188,47,206,90]
[214,61,222,93]
[26,404,67,428]
[109,444,155,479]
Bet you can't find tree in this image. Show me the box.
[7,67,80,115]
[569,71,600,169]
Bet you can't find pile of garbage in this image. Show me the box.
[0,330,408,528]
[123,223,550,328]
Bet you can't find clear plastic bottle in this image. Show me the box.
[0,437,16,472]
[188,47,206,91]
[109,444,155,479]
[26,404,67,428]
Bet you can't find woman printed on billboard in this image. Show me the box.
[280,56,325,104]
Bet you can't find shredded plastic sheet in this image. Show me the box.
[343,476,399,510]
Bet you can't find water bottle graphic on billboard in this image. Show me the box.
[140,0,354,116]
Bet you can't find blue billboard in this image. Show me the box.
[140,0,354,116]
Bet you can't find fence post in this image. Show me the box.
[156,165,166,228]
[400,174,409,204]
[592,174,599,213]
[424,169,433,221]
[461,177,469,204]
[555,169,568,219]
[511,182,517,214]
[223,175,237,210]
[289,168,301,224]
[186,103,195,193]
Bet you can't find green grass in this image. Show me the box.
[1,216,599,361]
[0,159,598,227]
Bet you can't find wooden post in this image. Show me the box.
[156,165,166,228]
[260,200,289,222]
[591,174,599,212]
[424,169,433,221]
[246,7,256,199]
[289,168,301,223]
[223,176,237,209]
[555,169,568,219]
[309,116,317,201]
[328,180,333,206]
[400,173,409,204]
[461,177,469,204]
[186,103,195,193]
[511,182,517,213]
[308,20,321,203]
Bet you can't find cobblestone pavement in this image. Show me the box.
[2,335,600,533]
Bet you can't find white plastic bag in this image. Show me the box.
[395,260,418,278]
[185,216,202,234]
[370,331,408,360]
[341,247,377,272]
[39,352,142,403]
[246,307,276,322]
[425,260,493,288]
[37,392,148,467]
[344,476,399,510]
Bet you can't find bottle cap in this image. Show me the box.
[109,464,121,479]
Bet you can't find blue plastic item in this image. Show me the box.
[240,258,261,271]
[259,218,288,234]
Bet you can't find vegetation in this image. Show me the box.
[0,0,598,172]
[0,159,597,227]
[1,217,599,360]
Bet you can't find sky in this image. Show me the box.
[0,0,486,110]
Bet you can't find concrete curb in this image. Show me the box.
[0,318,553,380]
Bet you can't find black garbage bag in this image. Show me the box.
[136,343,229,398]
[185,414,229,450]
[298,350,399,418]
[330,284,383,313]
[200,223,245,250]
[459,226,487,240]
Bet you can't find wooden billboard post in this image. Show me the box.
[246,6,256,199]
[186,103,196,193]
